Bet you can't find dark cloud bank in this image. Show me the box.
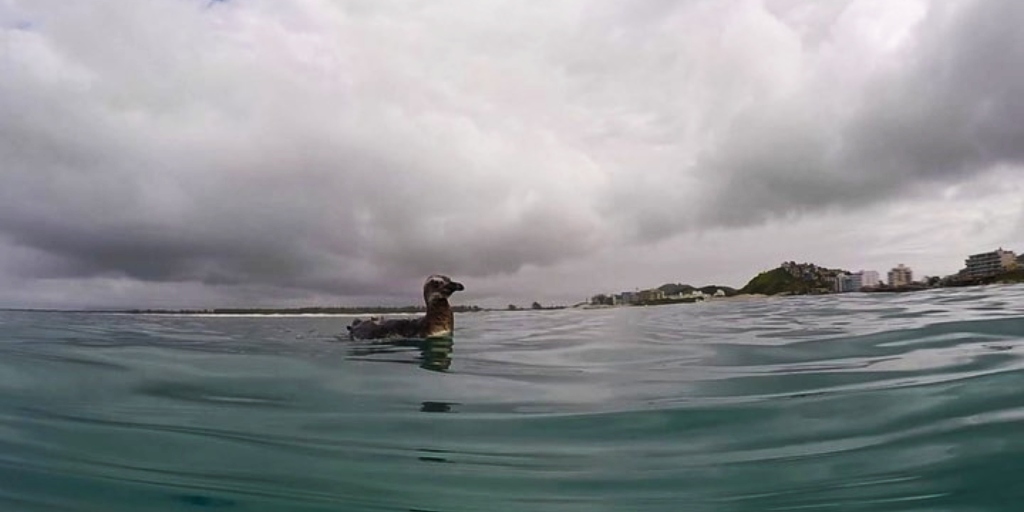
[0,0,1021,307]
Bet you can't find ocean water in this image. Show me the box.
[2,286,1024,511]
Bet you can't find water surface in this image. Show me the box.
[2,285,1024,511]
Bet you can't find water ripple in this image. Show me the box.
[0,285,1023,510]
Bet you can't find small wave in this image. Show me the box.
[1,288,1023,511]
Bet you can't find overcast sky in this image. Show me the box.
[1,0,1022,309]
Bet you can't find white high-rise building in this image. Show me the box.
[888,264,913,287]
[835,274,855,293]
[859,270,880,289]
[836,270,882,292]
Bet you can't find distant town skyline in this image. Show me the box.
[1,2,1023,309]
[589,246,1024,305]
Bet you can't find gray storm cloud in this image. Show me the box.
[0,0,1021,306]
[604,0,1024,238]
[0,0,606,299]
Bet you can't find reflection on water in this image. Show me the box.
[420,401,458,413]
[174,494,237,508]
[346,336,455,372]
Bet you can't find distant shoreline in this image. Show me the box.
[2,280,1021,316]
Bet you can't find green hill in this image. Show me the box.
[656,283,738,297]
[740,268,813,295]
[657,283,696,295]
[699,285,738,296]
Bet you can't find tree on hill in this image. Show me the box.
[657,283,696,296]
[699,285,738,296]
[740,267,811,295]
[656,282,738,297]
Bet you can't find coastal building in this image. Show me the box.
[835,273,855,293]
[858,271,880,288]
[637,289,665,303]
[964,248,1018,279]
[835,270,881,292]
[888,264,913,287]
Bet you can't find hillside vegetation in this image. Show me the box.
[740,268,813,295]
[657,283,738,296]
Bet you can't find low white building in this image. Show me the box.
[964,248,1017,279]
[854,270,880,289]
[835,270,881,292]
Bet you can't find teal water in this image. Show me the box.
[2,286,1024,511]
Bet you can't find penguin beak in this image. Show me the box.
[448,281,465,293]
